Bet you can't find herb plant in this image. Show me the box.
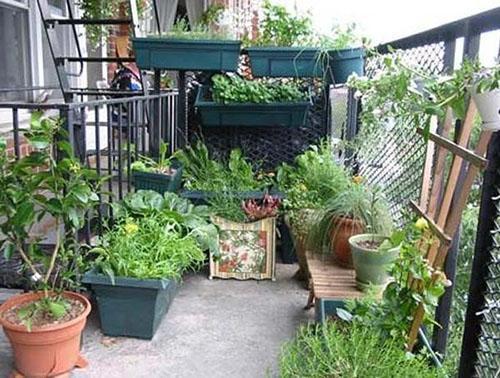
[0,112,103,327]
[174,141,270,192]
[90,214,205,282]
[210,74,307,104]
[113,190,219,257]
[165,17,232,40]
[209,192,280,223]
[131,142,174,174]
[279,321,444,378]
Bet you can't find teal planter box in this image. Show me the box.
[329,47,365,84]
[82,271,178,340]
[247,47,320,77]
[315,298,346,323]
[132,38,241,71]
[132,165,183,194]
[195,86,311,127]
[246,46,365,82]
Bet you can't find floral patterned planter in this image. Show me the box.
[210,216,276,280]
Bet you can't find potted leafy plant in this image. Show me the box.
[83,190,216,339]
[309,183,393,268]
[195,74,311,127]
[174,141,276,204]
[132,7,241,72]
[349,230,402,293]
[277,143,350,279]
[245,2,365,82]
[209,193,280,280]
[470,64,500,130]
[131,142,183,193]
[0,113,103,377]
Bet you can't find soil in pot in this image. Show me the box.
[356,239,384,250]
[330,217,364,268]
[0,291,91,377]
[3,296,85,328]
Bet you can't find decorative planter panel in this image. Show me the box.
[210,216,276,280]
[195,86,311,128]
[132,38,241,71]
[82,272,177,340]
[132,166,183,194]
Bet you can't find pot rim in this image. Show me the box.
[0,291,91,333]
[349,233,397,253]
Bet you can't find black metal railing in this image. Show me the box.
[0,89,179,233]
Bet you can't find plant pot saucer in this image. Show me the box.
[10,356,87,378]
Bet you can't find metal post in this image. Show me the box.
[458,132,500,378]
[177,71,187,149]
[150,69,161,157]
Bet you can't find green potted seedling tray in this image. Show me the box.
[246,46,365,83]
[82,271,178,340]
[195,85,311,128]
[132,164,183,194]
[132,37,241,71]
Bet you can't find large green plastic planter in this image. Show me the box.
[195,86,311,127]
[246,47,320,77]
[82,271,178,340]
[132,38,241,71]
[329,47,365,84]
[132,165,183,194]
[348,234,400,293]
[246,46,365,83]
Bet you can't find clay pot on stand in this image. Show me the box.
[330,216,364,268]
[0,291,91,377]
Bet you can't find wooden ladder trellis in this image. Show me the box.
[406,101,493,350]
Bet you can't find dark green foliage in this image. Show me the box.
[211,74,307,104]
[279,321,444,378]
[174,141,270,192]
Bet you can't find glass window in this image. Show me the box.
[0,3,31,101]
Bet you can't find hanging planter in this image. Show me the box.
[132,38,241,72]
[210,216,277,280]
[246,47,365,82]
[348,234,400,293]
[471,86,500,131]
[82,272,178,340]
[195,85,311,128]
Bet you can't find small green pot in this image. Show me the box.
[349,234,399,293]
[132,165,183,194]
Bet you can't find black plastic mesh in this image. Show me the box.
[357,43,445,224]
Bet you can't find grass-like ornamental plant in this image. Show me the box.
[308,182,393,253]
[211,74,307,104]
[0,112,103,327]
[279,322,444,378]
[90,214,205,282]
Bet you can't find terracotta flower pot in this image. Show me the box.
[330,217,364,268]
[0,291,91,377]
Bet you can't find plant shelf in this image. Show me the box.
[132,38,241,71]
